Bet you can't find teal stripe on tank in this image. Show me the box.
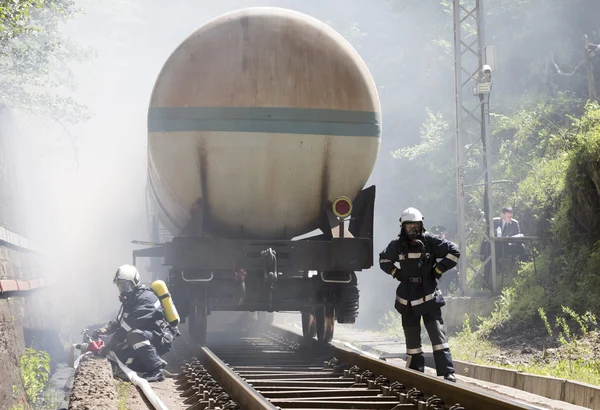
[148,106,381,137]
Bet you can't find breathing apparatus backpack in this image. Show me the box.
[150,280,181,328]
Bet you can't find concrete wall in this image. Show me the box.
[454,359,600,409]
[0,226,60,407]
[0,244,41,282]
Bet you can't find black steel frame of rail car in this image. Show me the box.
[133,186,376,346]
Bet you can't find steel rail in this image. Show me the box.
[170,323,543,409]
[198,346,278,410]
[268,325,541,410]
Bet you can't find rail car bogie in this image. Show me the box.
[166,268,359,345]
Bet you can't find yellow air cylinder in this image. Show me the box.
[151,280,180,327]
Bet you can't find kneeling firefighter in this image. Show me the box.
[379,208,460,382]
[94,264,177,382]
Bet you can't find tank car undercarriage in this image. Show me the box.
[168,264,360,345]
[134,186,375,346]
[160,235,368,345]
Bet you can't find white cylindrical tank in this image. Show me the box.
[148,7,381,240]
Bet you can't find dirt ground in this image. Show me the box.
[479,323,554,366]
[67,352,188,410]
[68,355,118,410]
[485,322,600,368]
[119,377,186,410]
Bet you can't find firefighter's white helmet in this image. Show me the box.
[113,264,141,294]
[400,207,424,224]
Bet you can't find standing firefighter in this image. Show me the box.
[94,265,174,382]
[379,208,459,382]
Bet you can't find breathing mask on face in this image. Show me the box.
[403,222,422,240]
[116,279,135,304]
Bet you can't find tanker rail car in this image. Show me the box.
[133,7,382,345]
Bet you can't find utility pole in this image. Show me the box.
[453,0,497,295]
[583,35,597,102]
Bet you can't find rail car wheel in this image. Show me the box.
[301,311,316,339]
[315,306,335,343]
[188,303,207,346]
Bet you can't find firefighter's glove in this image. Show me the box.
[93,328,108,339]
[97,345,109,357]
[391,268,401,281]
[107,320,118,332]
[432,266,443,280]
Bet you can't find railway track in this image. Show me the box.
[158,324,540,410]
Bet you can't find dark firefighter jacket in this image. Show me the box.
[379,232,460,316]
[106,285,168,347]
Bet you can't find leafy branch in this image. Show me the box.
[0,0,94,125]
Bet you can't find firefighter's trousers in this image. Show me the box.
[401,307,455,376]
[114,329,165,374]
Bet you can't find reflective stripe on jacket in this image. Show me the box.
[379,232,460,315]
[112,286,166,344]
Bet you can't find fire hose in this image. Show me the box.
[70,329,169,410]
[107,351,169,410]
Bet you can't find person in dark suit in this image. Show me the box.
[494,206,521,237]
[493,206,526,258]
[479,206,527,290]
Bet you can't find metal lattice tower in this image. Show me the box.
[453,0,497,294]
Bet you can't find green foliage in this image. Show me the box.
[513,104,600,318]
[449,303,600,385]
[378,310,404,340]
[511,154,568,235]
[19,347,51,406]
[394,109,450,161]
[0,0,93,122]
[389,107,458,227]
[9,383,27,410]
[476,287,515,337]
[532,307,600,384]
[115,380,129,410]
[463,102,600,309]
[565,102,600,236]
[0,0,44,45]
[503,259,547,323]
[484,94,581,247]
[449,287,516,343]
[450,314,501,363]
[538,307,553,336]
[493,93,581,184]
